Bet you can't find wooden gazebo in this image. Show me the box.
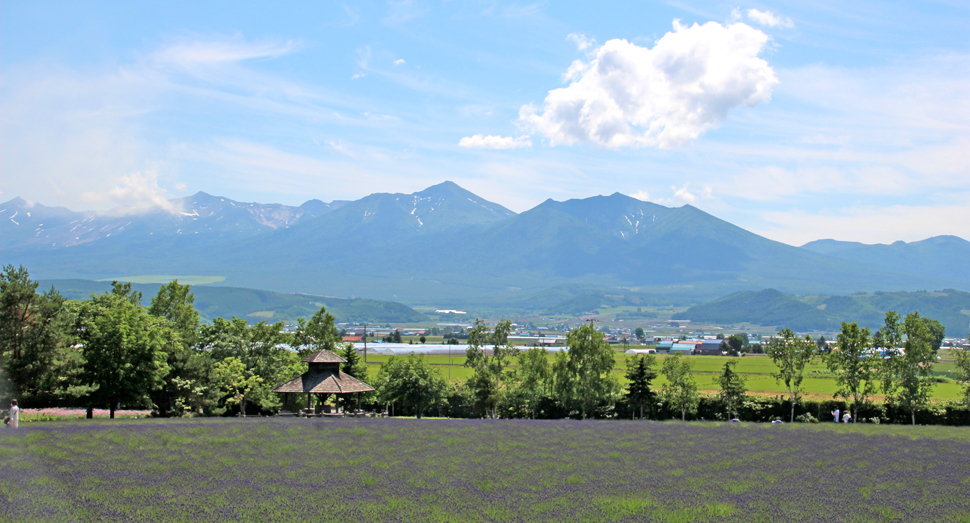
[273,349,374,414]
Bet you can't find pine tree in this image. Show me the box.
[625,354,657,419]
[715,360,747,420]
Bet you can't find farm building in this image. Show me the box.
[625,348,657,355]
[695,339,725,355]
[670,342,698,355]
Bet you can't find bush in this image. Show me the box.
[795,413,819,423]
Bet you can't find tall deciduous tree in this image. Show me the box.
[0,265,40,364]
[715,360,747,420]
[634,327,645,342]
[110,281,142,305]
[625,354,657,420]
[464,319,516,418]
[828,321,877,423]
[148,280,200,347]
[336,343,370,412]
[877,310,904,400]
[919,317,945,355]
[954,343,970,407]
[766,328,817,423]
[661,355,698,421]
[726,333,748,356]
[375,353,446,418]
[212,356,262,417]
[147,280,209,417]
[0,265,76,405]
[76,286,169,418]
[292,306,344,356]
[883,312,937,425]
[514,347,551,419]
[199,317,297,413]
[553,323,619,419]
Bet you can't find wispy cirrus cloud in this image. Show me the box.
[0,34,350,211]
[745,8,794,29]
[458,134,532,149]
[151,36,302,67]
[566,33,596,51]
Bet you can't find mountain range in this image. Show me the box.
[3,182,969,311]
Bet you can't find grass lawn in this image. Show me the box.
[2,418,969,522]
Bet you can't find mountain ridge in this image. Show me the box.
[3,184,967,306]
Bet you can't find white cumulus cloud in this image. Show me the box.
[630,190,651,201]
[668,183,713,204]
[393,58,406,66]
[519,20,778,149]
[458,134,532,149]
[673,184,697,203]
[82,170,176,214]
[746,9,794,29]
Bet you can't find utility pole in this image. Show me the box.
[363,322,370,363]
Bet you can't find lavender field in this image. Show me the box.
[2,419,969,522]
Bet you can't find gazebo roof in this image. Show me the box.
[303,349,346,363]
[273,368,374,394]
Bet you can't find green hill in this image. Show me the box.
[673,288,970,335]
[41,279,427,324]
[672,289,840,331]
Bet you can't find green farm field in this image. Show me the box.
[2,418,968,522]
[363,350,968,402]
[97,275,227,285]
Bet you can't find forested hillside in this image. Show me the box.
[43,279,426,324]
[673,288,970,335]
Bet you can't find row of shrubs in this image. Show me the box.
[692,397,970,426]
[369,393,970,425]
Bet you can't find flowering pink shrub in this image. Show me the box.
[18,408,150,422]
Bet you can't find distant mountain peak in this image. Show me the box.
[0,197,29,208]
[426,180,461,190]
[531,192,676,240]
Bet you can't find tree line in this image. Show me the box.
[3,264,969,424]
[0,265,364,417]
[371,314,970,425]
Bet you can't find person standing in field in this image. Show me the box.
[842,411,851,424]
[833,408,840,422]
[9,399,19,428]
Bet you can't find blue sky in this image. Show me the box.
[1,1,967,245]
